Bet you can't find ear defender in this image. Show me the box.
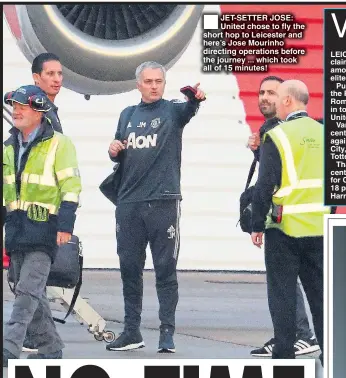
[4,91,14,105]
[28,94,51,112]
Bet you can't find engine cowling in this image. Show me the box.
[4,4,204,96]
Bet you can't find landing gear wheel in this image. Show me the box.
[103,330,116,343]
[94,333,104,342]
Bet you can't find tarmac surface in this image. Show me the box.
[3,270,323,377]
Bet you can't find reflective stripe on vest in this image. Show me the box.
[3,146,17,207]
[3,133,81,215]
[270,127,324,198]
[270,125,327,211]
[274,179,323,197]
[62,192,79,202]
[6,200,18,212]
[283,203,331,214]
[265,118,328,237]
[21,173,56,186]
[271,127,298,185]
[6,200,57,215]
[20,137,59,187]
[20,144,80,187]
[56,167,80,181]
[4,174,16,185]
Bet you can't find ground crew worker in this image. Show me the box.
[248,76,319,357]
[3,85,82,366]
[251,80,327,364]
[106,61,205,353]
[19,52,64,353]
[22,52,65,352]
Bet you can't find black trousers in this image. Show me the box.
[295,282,314,340]
[264,228,323,360]
[116,199,181,333]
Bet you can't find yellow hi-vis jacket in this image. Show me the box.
[264,116,330,237]
[3,120,82,259]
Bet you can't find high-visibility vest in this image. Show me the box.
[264,116,329,237]
[3,132,81,216]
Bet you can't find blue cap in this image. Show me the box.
[4,85,50,111]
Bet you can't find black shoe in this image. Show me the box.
[294,336,320,355]
[3,349,18,367]
[22,337,38,353]
[158,328,175,353]
[106,330,145,351]
[27,350,62,359]
[250,338,275,357]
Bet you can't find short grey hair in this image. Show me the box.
[286,86,309,105]
[135,61,166,82]
[282,80,309,105]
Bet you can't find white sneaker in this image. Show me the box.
[294,336,320,355]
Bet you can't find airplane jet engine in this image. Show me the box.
[4,4,204,97]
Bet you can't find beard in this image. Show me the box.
[259,103,276,119]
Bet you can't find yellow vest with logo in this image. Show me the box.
[264,117,329,237]
[3,132,81,216]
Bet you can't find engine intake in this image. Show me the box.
[4,4,204,95]
[56,4,178,40]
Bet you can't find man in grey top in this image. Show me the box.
[106,61,205,353]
